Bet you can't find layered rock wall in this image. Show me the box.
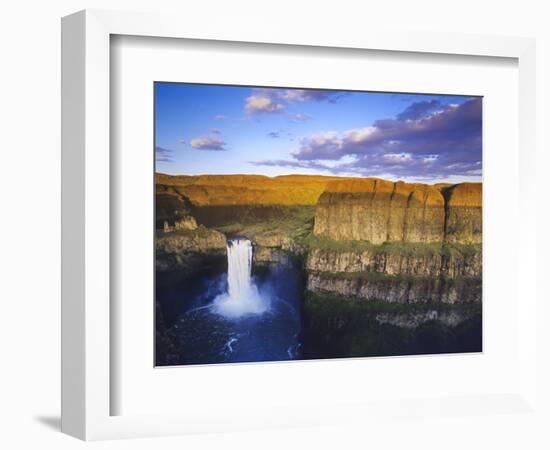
[156,227,226,271]
[305,245,481,304]
[313,179,481,245]
[307,273,481,304]
[306,247,481,278]
[444,183,483,244]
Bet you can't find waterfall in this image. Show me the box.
[212,238,269,318]
[227,239,254,300]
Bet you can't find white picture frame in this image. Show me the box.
[61,9,537,441]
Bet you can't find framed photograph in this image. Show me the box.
[62,9,538,440]
[154,82,483,367]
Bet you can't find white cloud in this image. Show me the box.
[244,88,345,115]
[245,95,285,113]
[281,90,308,102]
[383,153,413,163]
[281,89,336,103]
[190,137,226,151]
[343,127,377,143]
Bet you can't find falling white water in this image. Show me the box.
[212,238,269,318]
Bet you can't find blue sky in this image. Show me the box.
[155,83,482,183]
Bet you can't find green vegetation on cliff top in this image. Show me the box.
[206,205,316,238]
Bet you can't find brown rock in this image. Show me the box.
[156,226,226,255]
[163,217,198,233]
[403,185,445,243]
[314,178,446,244]
[306,273,481,304]
[444,183,482,244]
[306,247,481,278]
[156,172,351,206]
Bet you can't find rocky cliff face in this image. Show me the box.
[306,272,481,304]
[156,226,226,271]
[251,232,298,267]
[313,179,481,245]
[375,308,480,329]
[306,246,481,278]
[444,183,483,244]
[163,216,198,233]
[305,245,481,304]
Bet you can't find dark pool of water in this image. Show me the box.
[155,263,482,366]
[156,264,304,366]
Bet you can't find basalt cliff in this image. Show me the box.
[313,178,482,244]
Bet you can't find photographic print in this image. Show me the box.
[155,83,482,366]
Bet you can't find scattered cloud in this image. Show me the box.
[251,97,482,181]
[178,139,186,144]
[396,100,442,120]
[383,152,413,163]
[289,131,342,160]
[155,145,174,162]
[209,128,221,135]
[281,89,332,103]
[190,136,227,151]
[250,159,332,172]
[245,94,285,113]
[244,88,347,115]
[214,114,226,120]
[281,89,349,104]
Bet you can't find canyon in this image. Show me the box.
[155,173,482,363]
[156,173,481,303]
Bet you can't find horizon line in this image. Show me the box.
[155,171,482,185]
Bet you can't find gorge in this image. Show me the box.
[155,173,482,365]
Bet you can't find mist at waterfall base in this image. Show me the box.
[159,238,303,365]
